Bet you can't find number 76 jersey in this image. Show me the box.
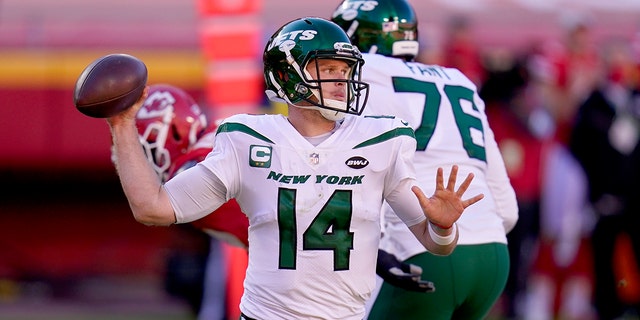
[361,52,518,252]
[195,113,420,319]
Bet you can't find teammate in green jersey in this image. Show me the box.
[331,1,518,319]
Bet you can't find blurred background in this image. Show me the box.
[1,0,640,319]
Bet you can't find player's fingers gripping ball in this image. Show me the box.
[73,53,148,118]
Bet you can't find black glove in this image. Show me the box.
[376,249,435,293]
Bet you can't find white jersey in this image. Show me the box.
[164,113,422,319]
[361,53,518,260]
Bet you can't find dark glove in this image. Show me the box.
[376,249,435,293]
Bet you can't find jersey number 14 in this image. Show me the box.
[277,188,354,271]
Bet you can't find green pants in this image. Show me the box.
[368,243,509,320]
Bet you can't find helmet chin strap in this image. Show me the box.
[319,99,347,121]
[309,87,347,121]
[318,107,346,121]
[267,86,346,121]
[267,68,349,121]
[291,103,346,121]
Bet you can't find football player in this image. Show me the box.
[331,0,519,319]
[135,84,249,319]
[107,17,482,319]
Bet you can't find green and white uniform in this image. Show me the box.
[164,113,426,319]
[362,53,519,320]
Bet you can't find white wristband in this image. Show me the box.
[429,223,457,246]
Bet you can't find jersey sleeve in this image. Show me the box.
[385,178,426,227]
[164,163,228,223]
[164,130,239,224]
[169,130,249,247]
[383,125,426,227]
[200,129,242,197]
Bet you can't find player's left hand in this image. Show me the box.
[376,249,435,293]
[412,165,484,229]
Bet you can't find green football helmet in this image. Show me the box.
[263,17,369,121]
[331,0,419,61]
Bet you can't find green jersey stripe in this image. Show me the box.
[217,122,275,144]
[353,127,415,149]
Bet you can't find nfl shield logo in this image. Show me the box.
[309,153,319,165]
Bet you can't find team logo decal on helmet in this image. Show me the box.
[266,29,318,51]
[332,0,378,21]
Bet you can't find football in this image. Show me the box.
[73,53,148,118]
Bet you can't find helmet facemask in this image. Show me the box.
[297,47,369,120]
[138,107,174,181]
